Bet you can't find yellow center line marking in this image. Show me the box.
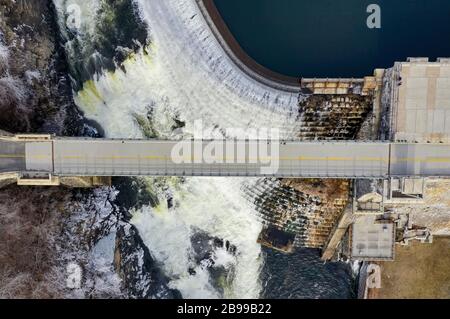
[427,158,450,163]
[57,155,390,162]
[357,157,390,162]
[0,154,26,158]
[54,155,450,164]
[97,156,140,160]
[62,156,85,159]
[141,156,167,160]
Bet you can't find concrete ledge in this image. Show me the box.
[60,176,111,188]
[0,130,13,137]
[17,174,60,186]
[0,172,19,189]
[407,57,429,63]
[3,172,112,188]
[1,134,53,142]
[437,58,450,63]
[15,134,53,141]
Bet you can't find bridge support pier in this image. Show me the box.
[0,173,19,189]
[59,176,112,188]
[1,173,111,189]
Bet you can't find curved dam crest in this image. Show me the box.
[198,0,301,91]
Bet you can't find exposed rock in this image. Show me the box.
[113,177,159,211]
[0,0,86,135]
[257,226,295,253]
[190,231,237,296]
[114,223,181,299]
[190,231,237,263]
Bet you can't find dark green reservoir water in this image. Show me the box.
[213,0,450,78]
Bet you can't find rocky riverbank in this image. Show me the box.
[0,0,88,135]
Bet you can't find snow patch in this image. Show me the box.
[24,70,41,84]
[0,41,9,67]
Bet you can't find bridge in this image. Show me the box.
[1,135,450,180]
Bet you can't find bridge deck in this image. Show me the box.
[37,139,450,178]
[390,143,450,177]
[2,138,449,178]
[52,140,390,178]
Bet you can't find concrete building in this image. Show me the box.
[390,58,450,143]
[351,215,395,261]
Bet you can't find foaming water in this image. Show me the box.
[71,0,302,138]
[53,0,147,88]
[53,0,100,39]
[53,0,101,79]
[132,177,263,298]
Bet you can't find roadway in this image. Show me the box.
[51,139,389,178]
[0,140,25,173]
[31,138,450,178]
[2,137,450,178]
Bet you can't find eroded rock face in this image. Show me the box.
[114,223,181,299]
[0,0,81,134]
[62,187,180,299]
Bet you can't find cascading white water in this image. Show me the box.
[132,177,263,298]
[53,0,99,39]
[54,0,303,298]
[66,0,302,139]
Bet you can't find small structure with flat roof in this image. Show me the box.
[390,58,450,143]
[351,215,395,261]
